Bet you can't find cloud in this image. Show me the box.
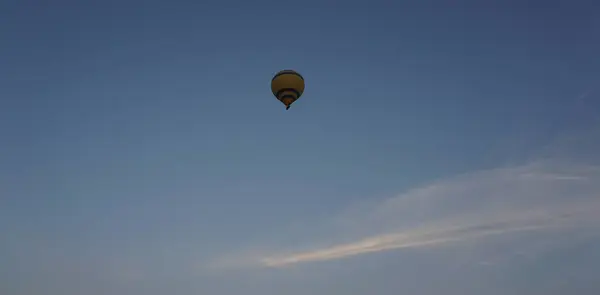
[211,159,600,270]
[576,79,599,103]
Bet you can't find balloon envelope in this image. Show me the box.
[271,70,305,110]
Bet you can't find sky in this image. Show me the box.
[1,0,600,294]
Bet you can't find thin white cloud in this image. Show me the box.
[260,201,597,267]
[211,159,600,270]
[577,80,599,102]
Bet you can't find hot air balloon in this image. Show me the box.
[271,69,305,110]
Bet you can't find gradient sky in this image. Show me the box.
[1,1,600,294]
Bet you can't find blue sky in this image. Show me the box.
[1,1,600,294]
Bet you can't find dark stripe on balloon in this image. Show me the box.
[275,88,300,99]
[278,94,297,102]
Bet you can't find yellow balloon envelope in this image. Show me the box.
[271,69,305,110]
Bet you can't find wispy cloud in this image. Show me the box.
[577,80,599,103]
[260,200,597,267]
[212,160,600,270]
